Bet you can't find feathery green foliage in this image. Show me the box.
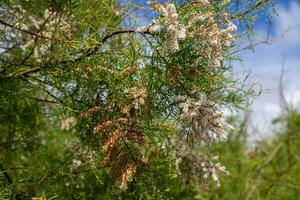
[2,0,298,200]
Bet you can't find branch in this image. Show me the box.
[0,28,151,78]
[0,19,63,42]
[231,0,272,19]
[230,40,272,55]
[245,142,284,200]
[0,163,13,185]
[279,58,289,112]
[3,67,40,78]
[78,28,151,61]
[16,165,108,185]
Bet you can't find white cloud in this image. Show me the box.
[233,1,300,141]
[275,1,300,47]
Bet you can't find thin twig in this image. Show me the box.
[0,28,152,78]
[3,67,40,78]
[244,142,283,200]
[0,19,63,42]
[230,40,272,55]
[231,0,272,19]
[278,58,292,167]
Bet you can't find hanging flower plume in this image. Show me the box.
[148,1,186,53]
[144,0,237,187]
[178,92,234,145]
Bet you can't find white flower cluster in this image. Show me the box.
[60,116,77,131]
[195,0,230,6]
[176,155,229,187]
[178,92,233,146]
[195,0,210,4]
[175,91,233,186]
[123,86,147,113]
[70,159,82,170]
[10,7,72,61]
[187,4,237,68]
[200,156,229,187]
[148,2,186,53]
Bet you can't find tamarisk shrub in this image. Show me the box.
[0,0,272,198]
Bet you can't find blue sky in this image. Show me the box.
[122,0,300,140]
